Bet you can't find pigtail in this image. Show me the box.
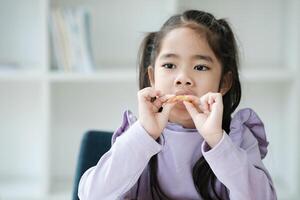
[138,32,156,89]
[192,16,241,200]
[149,141,170,200]
[138,32,171,199]
[217,18,241,133]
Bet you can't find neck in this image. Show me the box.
[168,117,196,129]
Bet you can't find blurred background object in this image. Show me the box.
[0,0,299,199]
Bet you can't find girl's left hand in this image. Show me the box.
[183,92,224,148]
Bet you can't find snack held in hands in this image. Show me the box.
[167,95,192,103]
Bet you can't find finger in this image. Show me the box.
[199,94,210,113]
[151,97,163,110]
[180,95,198,103]
[160,94,175,103]
[165,95,178,103]
[147,96,164,113]
[199,104,209,114]
[147,91,162,101]
[208,95,215,111]
[184,101,208,127]
[153,94,175,112]
[183,101,199,119]
[206,93,222,107]
[151,104,162,113]
[213,93,223,105]
[139,87,161,102]
[161,101,176,114]
[177,95,204,113]
[208,93,221,105]
[138,88,163,113]
[151,94,174,113]
[209,93,223,116]
[201,92,222,112]
[157,101,176,122]
[208,95,214,105]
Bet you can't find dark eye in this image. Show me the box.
[194,65,209,71]
[162,63,176,69]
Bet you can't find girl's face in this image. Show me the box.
[148,27,225,128]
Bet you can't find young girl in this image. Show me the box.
[78,10,277,200]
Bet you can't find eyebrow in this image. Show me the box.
[159,53,213,63]
[192,54,213,63]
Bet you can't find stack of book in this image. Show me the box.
[49,7,94,73]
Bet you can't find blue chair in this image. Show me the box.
[72,130,113,200]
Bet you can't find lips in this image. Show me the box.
[174,90,195,96]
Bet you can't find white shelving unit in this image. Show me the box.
[0,0,299,199]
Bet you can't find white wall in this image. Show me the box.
[177,0,285,69]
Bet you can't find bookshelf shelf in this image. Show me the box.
[240,68,297,83]
[0,70,45,81]
[0,68,137,82]
[48,68,137,82]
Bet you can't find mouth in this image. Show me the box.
[163,90,197,104]
[174,90,195,96]
[169,100,186,111]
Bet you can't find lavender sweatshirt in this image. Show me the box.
[78,108,277,200]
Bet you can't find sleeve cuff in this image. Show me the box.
[202,130,226,153]
[201,132,246,178]
[201,131,233,159]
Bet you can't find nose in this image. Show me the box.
[174,71,193,86]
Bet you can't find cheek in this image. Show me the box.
[154,78,173,92]
[154,69,173,89]
[195,77,220,94]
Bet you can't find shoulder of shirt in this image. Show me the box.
[111,110,137,144]
[230,107,269,159]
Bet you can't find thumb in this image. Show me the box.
[157,102,176,123]
[184,101,207,128]
[183,101,198,120]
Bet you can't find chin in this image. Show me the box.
[169,105,193,123]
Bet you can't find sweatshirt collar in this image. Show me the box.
[166,121,198,132]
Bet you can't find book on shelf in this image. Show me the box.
[49,7,95,73]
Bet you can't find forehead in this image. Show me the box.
[158,27,217,60]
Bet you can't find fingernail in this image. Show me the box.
[158,107,163,112]
[150,97,156,102]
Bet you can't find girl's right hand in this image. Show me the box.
[137,87,176,140]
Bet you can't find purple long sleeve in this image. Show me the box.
[78,119,162,200]
[78,108,277,200]
[202,108,276,199]
[202,132,276,199]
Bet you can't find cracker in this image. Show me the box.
[166,95,191,103]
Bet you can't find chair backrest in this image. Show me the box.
[72,130,113,200]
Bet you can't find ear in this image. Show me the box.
[147,66,155,87]
[220,71,233,96]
